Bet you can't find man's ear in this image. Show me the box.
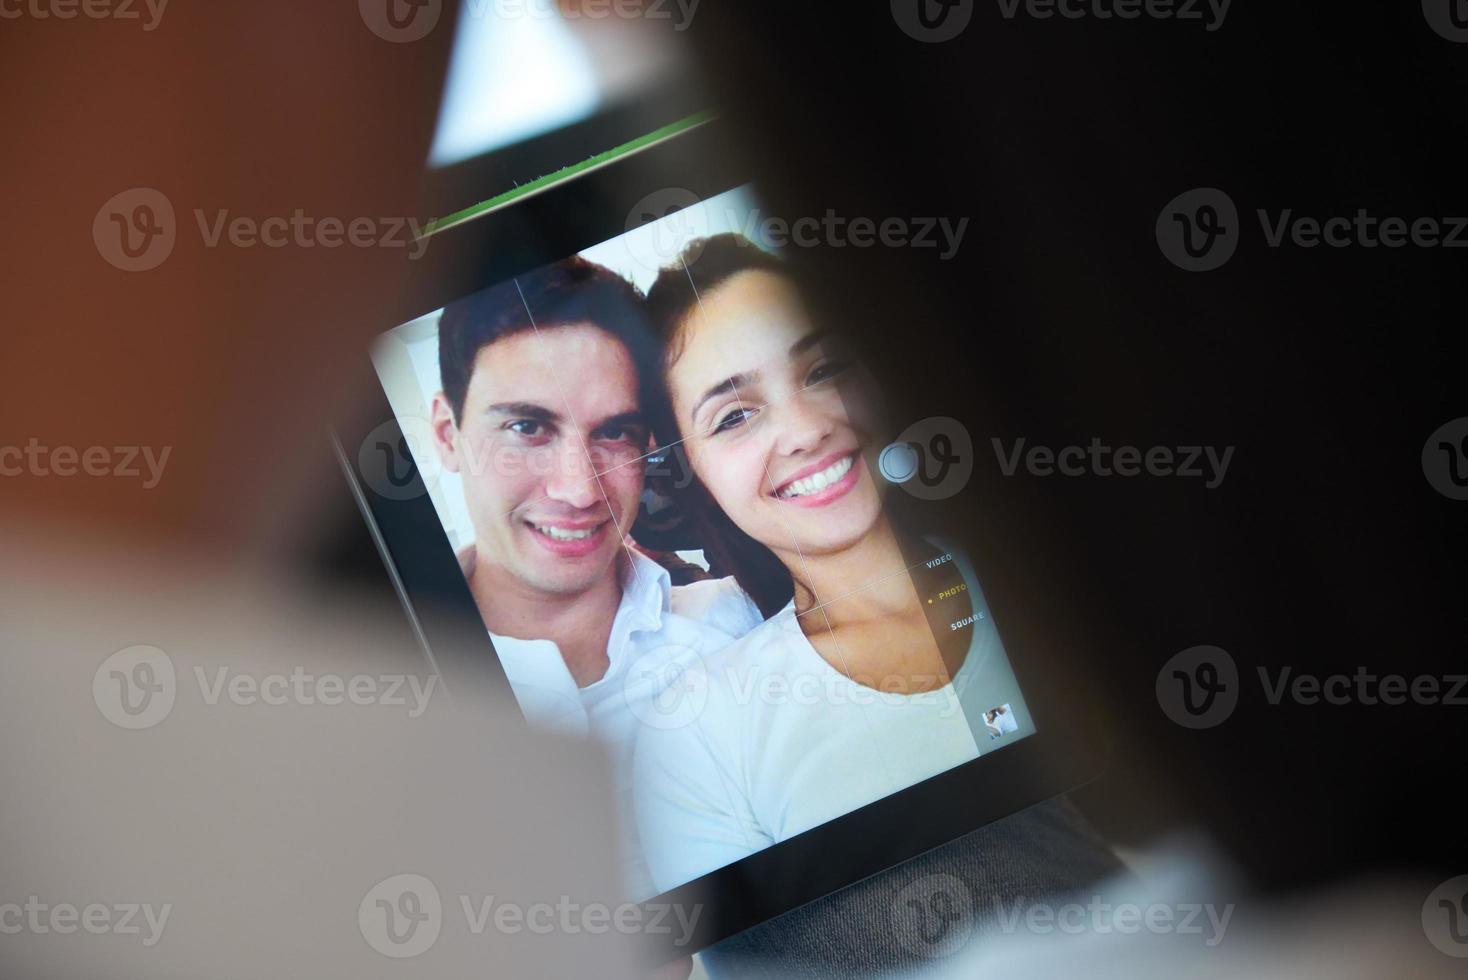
[430,393,461,474]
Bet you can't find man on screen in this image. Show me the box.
[428,256,761,898]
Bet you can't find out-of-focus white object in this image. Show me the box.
[429,8,598,166]
[0,538,656,980]
[428,2,690,167]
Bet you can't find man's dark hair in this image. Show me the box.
[438,256,658,422]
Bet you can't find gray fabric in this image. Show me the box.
[702,797,1125,979]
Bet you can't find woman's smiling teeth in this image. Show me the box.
[776,455,854,499]
[531,523,599,541]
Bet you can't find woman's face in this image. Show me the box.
[666,269,883,563]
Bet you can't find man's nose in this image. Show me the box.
[542,443,602,509]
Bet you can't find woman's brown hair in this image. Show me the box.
[644,235,796,617]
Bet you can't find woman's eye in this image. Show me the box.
[713,407,757,434]
[809,359,851,385]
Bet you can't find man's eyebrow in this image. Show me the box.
[590,410,646,432]
[485,402,561,423]
[689,373,751,425]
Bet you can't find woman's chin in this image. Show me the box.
[763,482,883,557]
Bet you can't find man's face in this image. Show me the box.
[432,324,648,598]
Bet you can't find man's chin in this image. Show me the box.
[517,549,622,598]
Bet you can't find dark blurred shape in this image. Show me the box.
[671,2,1467,892]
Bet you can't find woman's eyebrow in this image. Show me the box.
[789,329,831,356]
[689,373,751,424]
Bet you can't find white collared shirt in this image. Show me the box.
[488,550,762,899]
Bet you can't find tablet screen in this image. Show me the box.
[366,184,1036,902]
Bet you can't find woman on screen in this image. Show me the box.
[630,235,1025,892]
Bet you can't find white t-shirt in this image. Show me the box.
[488,550,762,900]
[631,547,1031,894]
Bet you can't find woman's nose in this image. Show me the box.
[770,391,834,457]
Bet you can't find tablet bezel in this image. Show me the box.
[335,118,1110,959]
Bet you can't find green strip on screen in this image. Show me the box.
[424,109,717,236]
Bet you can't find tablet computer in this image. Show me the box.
[335,117,1108,961]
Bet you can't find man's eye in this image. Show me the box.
[713,407,757,434]
[594,425,645,444]
[507,419,544,437]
